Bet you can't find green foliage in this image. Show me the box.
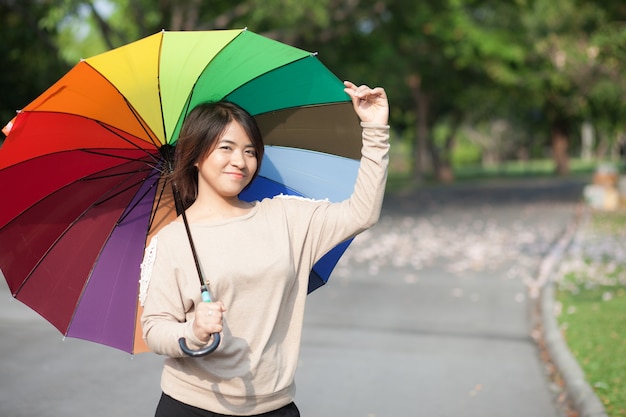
[0,0,69,126]
[518,0,626,128]
[451,134,482,167]
[4,0,626,178]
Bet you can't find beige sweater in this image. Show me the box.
[141,123,389,415]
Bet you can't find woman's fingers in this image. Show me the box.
[344,81,389,124]
[193,301,226,342]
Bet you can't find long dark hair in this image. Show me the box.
[172,101,264,209]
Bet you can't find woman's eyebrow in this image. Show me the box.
[218,138,255,148]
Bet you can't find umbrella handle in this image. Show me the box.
[178,333,221,357]
[178,289,222,357]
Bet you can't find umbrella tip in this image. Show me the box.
[2,119,15,136]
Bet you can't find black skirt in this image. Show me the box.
[155,392,300,417]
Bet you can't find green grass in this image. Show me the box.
[385,152,599,193]
[385,162,596,195]
[454,158,597,179]
[592,211,626,231]
[557,212,626,417]
[558,287,626,416]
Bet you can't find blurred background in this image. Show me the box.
[2,0,626,192]
[2,2,626,415]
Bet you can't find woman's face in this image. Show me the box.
[196,120,259,200]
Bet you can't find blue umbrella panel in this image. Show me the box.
[240,146,360,293]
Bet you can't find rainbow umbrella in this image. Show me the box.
[0,29,361,354]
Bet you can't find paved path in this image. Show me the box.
[0,177,586,417]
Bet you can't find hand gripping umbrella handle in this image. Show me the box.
[178,289,221,357]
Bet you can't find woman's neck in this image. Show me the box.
[185,196,253,223]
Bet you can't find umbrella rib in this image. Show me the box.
[146,176,175,235]
[180,31,247,122]
[115,171,162,225]
[92,170,159,209]
[225,55,349,114]
[82,167,153,181]
[95,121,162,165]
[80,149,162,171]
[120,100,164,149]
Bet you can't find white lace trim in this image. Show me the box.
[138,236,158,306]
[274,194,328,203]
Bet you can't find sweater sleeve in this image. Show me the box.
[296,122,390,263]
[347,122,390,230]
[141,230,207,357]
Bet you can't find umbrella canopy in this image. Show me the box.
[0,29,361,354]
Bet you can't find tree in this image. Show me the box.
[515,0,626,174]
[372,0,526,181]
[0,0,70,134]
[376,0,626,178]
[7,0,626,179]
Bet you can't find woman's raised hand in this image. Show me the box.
[343,81,389,126]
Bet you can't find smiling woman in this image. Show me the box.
[140,82,390,416]
[0,27,389,417]
[196,128,258,203]
[174,101,264,220]
[195,126,259,206]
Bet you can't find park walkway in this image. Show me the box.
[1,177,586,417]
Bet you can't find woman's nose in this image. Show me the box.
[230,150,245,167]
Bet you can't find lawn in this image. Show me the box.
[556,211,626,417]
[385,152,597,193]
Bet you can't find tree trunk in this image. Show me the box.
[437,128,457,183]
[169,0,201,30]
[438,113,462,183]
[407,74,430,181]
[551,122,570,175]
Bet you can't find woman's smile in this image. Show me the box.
[196,120,258,200]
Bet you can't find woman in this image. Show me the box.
[141,81,389,416]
